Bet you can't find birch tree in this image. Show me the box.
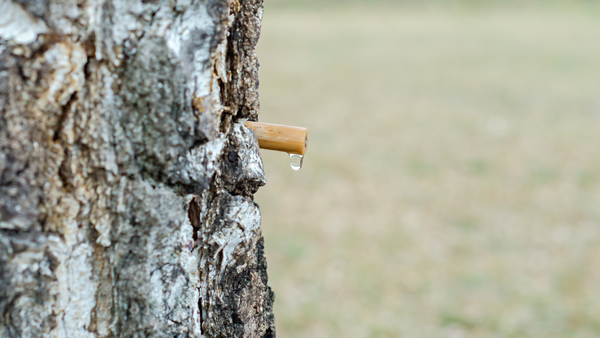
[0,0,275,336]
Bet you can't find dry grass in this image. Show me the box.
[255,4,600,337]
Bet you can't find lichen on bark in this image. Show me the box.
[0,0,274,337]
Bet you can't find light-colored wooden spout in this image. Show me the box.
[244,121,308,155]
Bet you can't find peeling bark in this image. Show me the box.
[0,0,274,337]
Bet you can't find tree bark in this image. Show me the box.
[0,0,275,337]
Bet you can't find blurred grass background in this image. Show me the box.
[254,1,600,337]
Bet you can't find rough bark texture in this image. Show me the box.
[0,0,275,337]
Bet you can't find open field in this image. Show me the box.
[255,4,600,337]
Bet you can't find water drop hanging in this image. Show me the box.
[289,154,303,171]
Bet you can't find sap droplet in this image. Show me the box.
[289,154,303,171]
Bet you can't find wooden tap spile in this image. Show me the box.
[244,121,308,155]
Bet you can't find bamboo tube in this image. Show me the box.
[244,121,308,155]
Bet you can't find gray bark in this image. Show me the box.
[0,0,275,337]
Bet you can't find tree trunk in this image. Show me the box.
[0,0,275,337]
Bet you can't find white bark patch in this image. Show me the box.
[39,42,87,106]
[165,5,215,97]
[209,196,262,274]
[213,3,235,83]
[91,185,115,247]
[234,122,267,185]
[179,213,203,336]
[214,39,228,83]
[0,0,48,44]
[46,195,96,338]
[110,0,145,44]
[0,214,29,230]
[181,136,226,186]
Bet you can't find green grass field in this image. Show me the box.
[255,3,600,337]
